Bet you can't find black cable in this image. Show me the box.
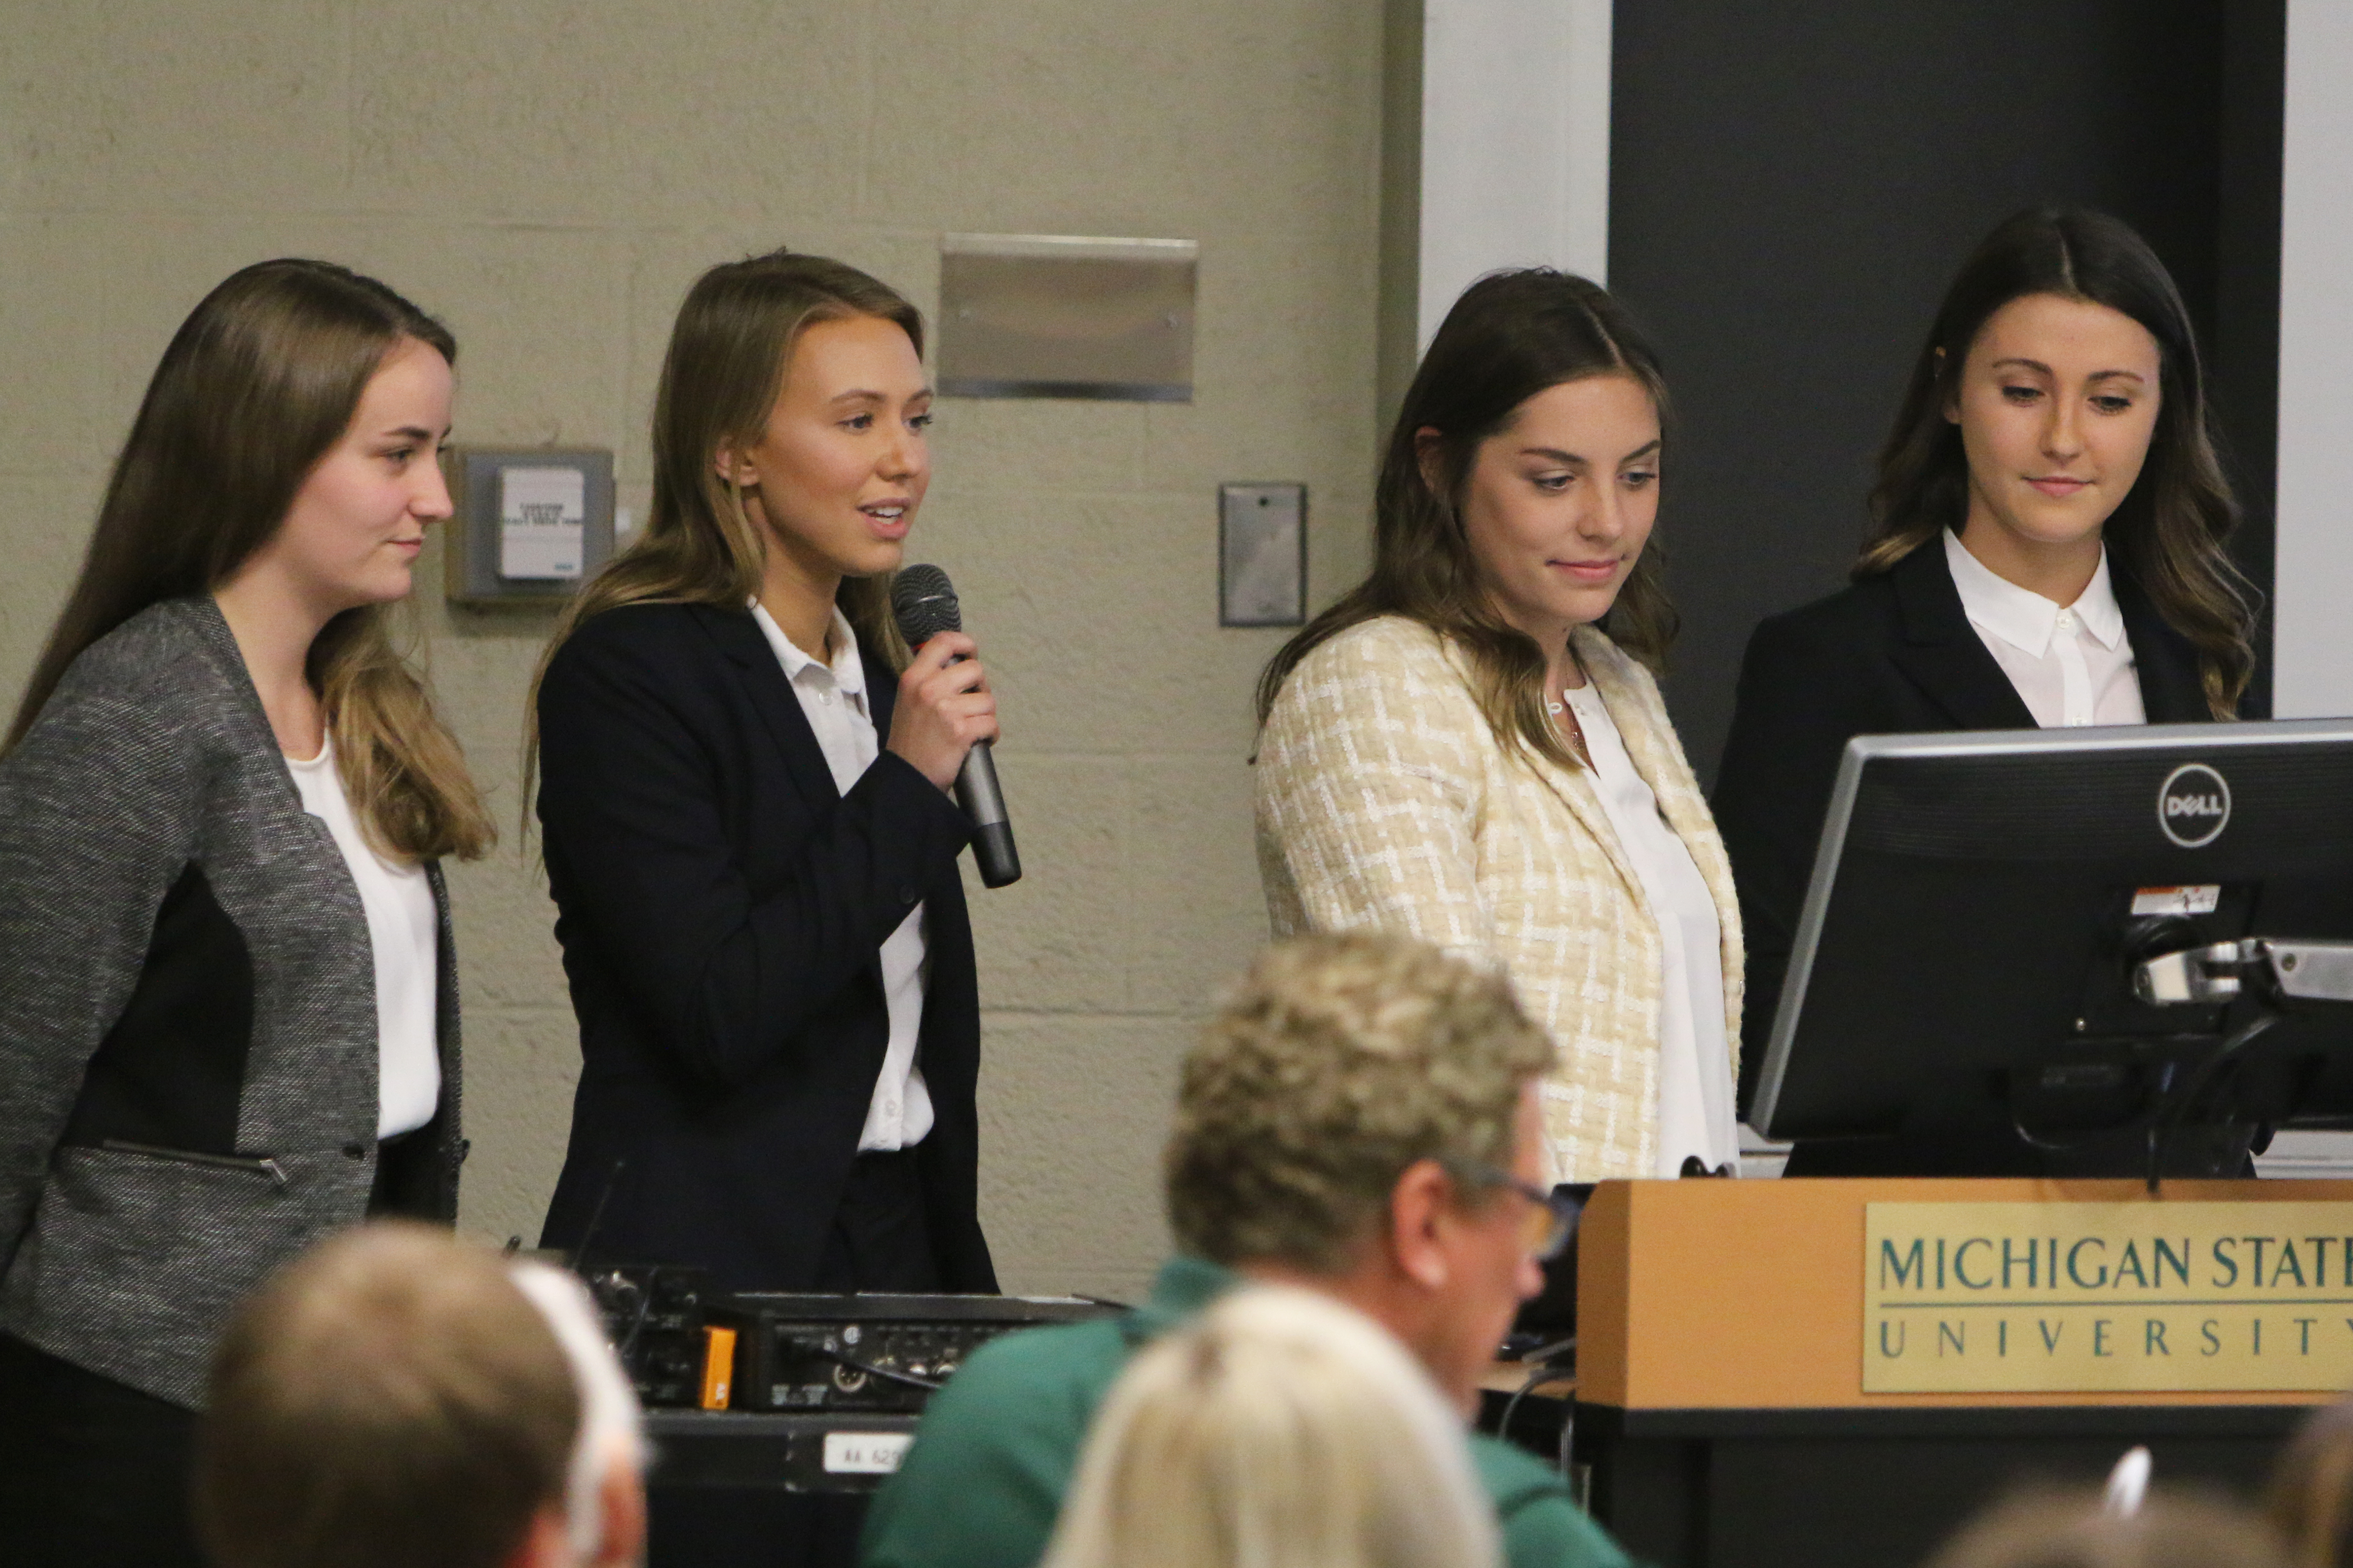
[802,1343,945,1393]
[1497,1342,1575,1450]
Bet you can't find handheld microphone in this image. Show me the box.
[891,565,1021,888]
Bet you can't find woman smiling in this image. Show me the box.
[1711,206,2256,1173]
[1254,269,1743,1185]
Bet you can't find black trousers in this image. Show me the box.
[649,1147,941,1568]
[0,1333,206,1568]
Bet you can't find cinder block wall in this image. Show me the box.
[0,1,1385,1299]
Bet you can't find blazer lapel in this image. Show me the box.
[1885,541,2040,730]
[1468,633,1647,910]
[689,603,840,810]
[2113,566,2214,723]
[1580,631,1748,1050]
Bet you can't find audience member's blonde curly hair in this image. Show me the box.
[2271,1398,2353,1567]
[1040,1285,1500,1568]
[1165,930,1552,1270]
[1926,1485,2287,1568]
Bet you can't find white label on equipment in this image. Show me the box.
[500,466,586,580]
[2132,885,2221,916]
[822,1431,912,1475]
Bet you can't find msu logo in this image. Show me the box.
[2157,763,2231,849]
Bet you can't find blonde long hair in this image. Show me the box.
[1041,1286,1501,1568]
[6,259,492,862]
[522,250,921,821]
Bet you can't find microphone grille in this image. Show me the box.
[891,564,962,645]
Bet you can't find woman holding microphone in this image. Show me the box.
[1711,206,2254,1173]
[1255,269,1743,1184]
[532,248,997,1301]
[0,259,490,1563]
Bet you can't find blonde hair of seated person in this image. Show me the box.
[1040,1284,1501,1568]
[2270,1397,2353,1567]
[1926,1485,2288,1568]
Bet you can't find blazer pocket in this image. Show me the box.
[96,1138,289,1190]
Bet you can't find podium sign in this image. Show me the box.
[1865,1201,2353,1393]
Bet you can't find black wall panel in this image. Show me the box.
[1608,1,2283,782]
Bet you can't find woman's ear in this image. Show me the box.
[1413,427,1447,498]
[713,441,756,490]
[1935,346,1960,425]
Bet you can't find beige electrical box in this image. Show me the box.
[939,234,1198,402]
[443,447,615,607]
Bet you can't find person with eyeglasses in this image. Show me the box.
[861,931,1633,1568]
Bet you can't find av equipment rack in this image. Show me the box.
[711,1292,1119,1414]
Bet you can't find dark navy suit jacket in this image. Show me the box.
[535,601,995,1291]
[1711,540,2218,1172]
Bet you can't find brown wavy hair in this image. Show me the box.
[1858,206,2256,717]
[522,250,921,822]
[1254,269,1676,772]
[6,258,492,862]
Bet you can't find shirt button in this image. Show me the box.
[897,884,919,904]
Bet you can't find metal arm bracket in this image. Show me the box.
[2135,939,2353,1007]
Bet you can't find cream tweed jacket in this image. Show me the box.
[1255,615,1744,1180]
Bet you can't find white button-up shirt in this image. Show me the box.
[751,602,935,1151]
[1944,529,2146,729]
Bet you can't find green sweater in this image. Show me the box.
[860,1257,1633,1568]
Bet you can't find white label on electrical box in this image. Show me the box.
[2132,885,2222,916]
[822,1431,912,1475]
[500,466,586,580]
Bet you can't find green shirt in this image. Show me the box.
[860,1257,1633,1568]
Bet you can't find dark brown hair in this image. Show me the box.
[522,249,924,821]
[1859,206,2256,718]
[5,258,493,861]
[196,1222,578,1568]
[1254,269,1676,772]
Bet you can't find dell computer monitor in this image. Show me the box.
[1747,720,2353,1176]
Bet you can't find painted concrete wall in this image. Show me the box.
[2276,0,2353,719]
[1415,0,1612,343]
[0,0,1386,1299]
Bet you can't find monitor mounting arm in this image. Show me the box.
[2135,940,2353,1008]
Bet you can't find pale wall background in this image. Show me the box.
[0,1,1386,1300]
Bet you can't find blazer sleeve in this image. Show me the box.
[535,619,974,1092]
[1255,628,1499,961]
[1710,609,1880,1111]
[0,681,200,1274]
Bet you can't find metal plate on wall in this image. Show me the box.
[1219,483,1306,627]
[939,234,1197,402]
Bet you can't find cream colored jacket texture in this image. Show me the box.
[1255,616,1744,1180]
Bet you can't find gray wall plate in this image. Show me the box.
[1219,483,1306,627]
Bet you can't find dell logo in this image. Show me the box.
[2157,763,2231,849]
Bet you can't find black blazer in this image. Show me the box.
[535,602,996,1292]
[1712,541,2217,1159]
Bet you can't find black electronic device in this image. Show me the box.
[711,1292,1119,1413]
[581,1262,712,1408]
[1749,720,2353,1179]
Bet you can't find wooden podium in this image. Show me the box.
[1574,1179,2353,1568]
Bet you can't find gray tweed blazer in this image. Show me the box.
[0,596,462,1409]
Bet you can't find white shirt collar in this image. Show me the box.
[1943,529,2127,657]
[749,601,867,698]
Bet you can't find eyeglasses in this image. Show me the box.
[1443,1158,1580,1261]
